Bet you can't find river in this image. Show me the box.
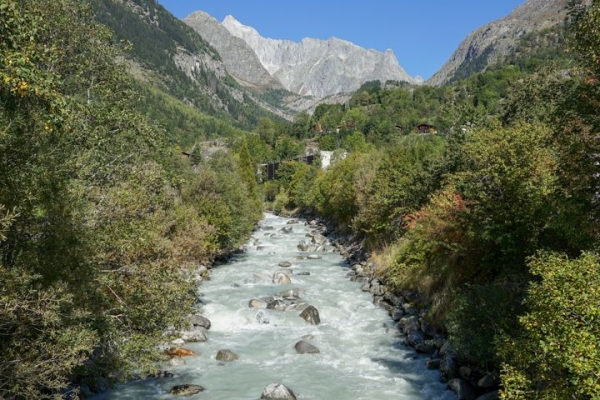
[95,213,454,399]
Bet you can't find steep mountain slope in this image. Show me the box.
[428,0,569,86]
[183,11,282,91]
[221,15,421,98]
[90,0,293,143]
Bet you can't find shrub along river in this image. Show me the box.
[95,213,454,399]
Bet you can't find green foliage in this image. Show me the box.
[354,135,445,243]
[499,252,600,399]
[0,1,262,398]
[273,134,304,161]
[454,123,557,269]
[319,134,337,151]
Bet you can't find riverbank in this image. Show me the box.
[304,214,502,400]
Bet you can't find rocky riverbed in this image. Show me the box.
[93,213,458,399]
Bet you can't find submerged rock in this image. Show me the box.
[261,383,297,400]
[216,349,239,362]
[278,260,292,268]
[170,384,205,396]
[294,340,320,354]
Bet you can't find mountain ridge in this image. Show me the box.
[428,0,570,85]
[220,15,421,97]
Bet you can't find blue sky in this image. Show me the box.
[158,1,526,80]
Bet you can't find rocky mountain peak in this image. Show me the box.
[428,0,570,85]
[184,12,281,90]
[219,15,420,97]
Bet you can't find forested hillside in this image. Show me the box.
[0,1,262,398]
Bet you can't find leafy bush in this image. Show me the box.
[500,252,600,399]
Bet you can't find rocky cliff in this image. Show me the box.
[183,11,283,91]
[428,0,569,86]
[221,15,420,98]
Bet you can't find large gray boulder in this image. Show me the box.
[261,383,297,400]
[299,305,321,325]
[188,314,211,330]
[179,327,208,343]
[311,233,327,245]
[294,341,320,354]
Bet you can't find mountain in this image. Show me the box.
[90,0,293,147]
[220,15,421,98]
[428,0,570,86]
[183,11,282,92]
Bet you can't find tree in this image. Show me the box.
[500,252,600,399]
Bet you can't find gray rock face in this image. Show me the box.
[221,15,419,97]
[429,0,569,85]
[184,11,281,90]
[261,383,297,400]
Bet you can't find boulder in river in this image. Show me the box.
[297,243,309,251]
[307,254,321,260]
[299,305,321,325]
[272,272,292,285]
[267,299,287,311]
[261,383,297,400]
[278,260,292,268]
[216,349,239,362]
[179,327,208,343]
[188,314,211,330]
[249,299,266,308]
[170,384,205,396]
[294,340,320,354]
[280,226,293,234]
